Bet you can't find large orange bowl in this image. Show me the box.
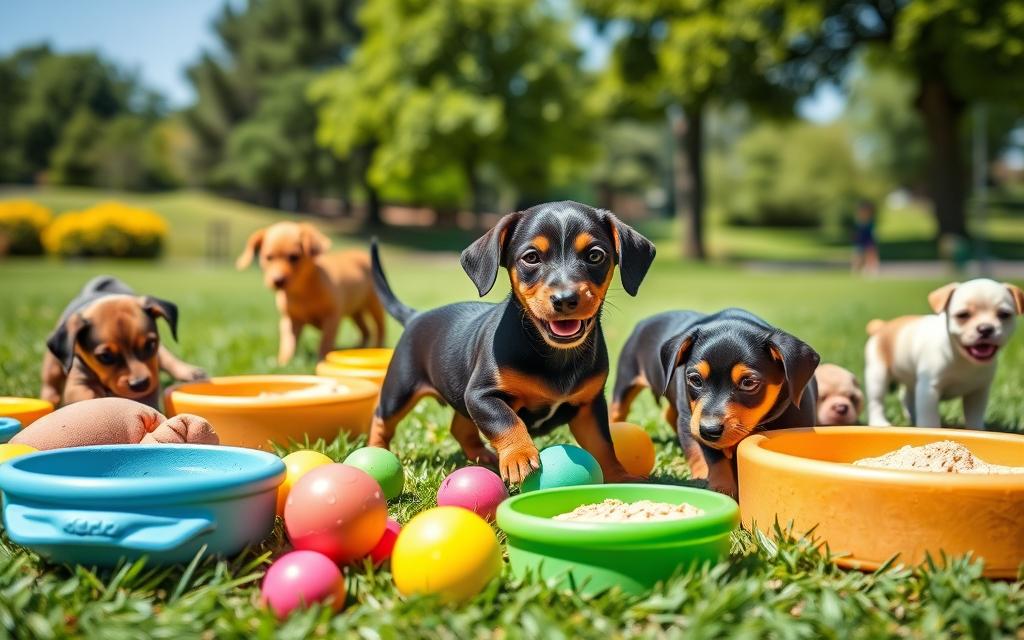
[0,397,54,426]
[165,375,378,450]
[737,427,1024,578]
[315,348,393,388]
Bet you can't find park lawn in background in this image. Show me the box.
[0,249,1022,637]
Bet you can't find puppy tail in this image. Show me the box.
[866,319,885,336]
[370,239,417,326]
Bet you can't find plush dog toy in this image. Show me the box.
[10,397,218,450]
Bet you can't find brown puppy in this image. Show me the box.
[236,222,385,364]
[41,276,206,409]
[814,364,863,426]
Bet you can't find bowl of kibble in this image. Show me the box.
[496,484,739,595]
[737,426,1024,578]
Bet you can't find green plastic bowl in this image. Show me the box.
[496,484,739,595]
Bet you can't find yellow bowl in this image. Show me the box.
[316,348,394,388]
[0,397,54,426]
[737,426,1024,578]
[165,375,378,451]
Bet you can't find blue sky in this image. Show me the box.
[0,1,842,120]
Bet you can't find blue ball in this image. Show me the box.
[521,444,603,492]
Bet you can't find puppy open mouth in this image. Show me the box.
[963,341,999,362]
[540,317,594,344]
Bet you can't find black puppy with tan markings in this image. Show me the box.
[368,201,656,483]
[40,276,206,410]
[611,308,819,497]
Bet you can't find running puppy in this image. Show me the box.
[865,279,1024,428]
[815,363,863,426]
[611,309,819,497]
[41,275,206,409]
[236,221,385,364]
[369,201,656,483]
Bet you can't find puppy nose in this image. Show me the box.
[977,323,995,337]
[834,404,849,415]
[128,376,151,392]
[698,421,724,442]
[550,290,579,313]
[272,276,287,289]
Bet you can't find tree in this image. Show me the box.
[311,0,598,218]
[775,0,1024,241]
[581,1,792,259]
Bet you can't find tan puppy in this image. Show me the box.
[865,279,1024,428]
[814,364,863,425]
[236,222,385,364]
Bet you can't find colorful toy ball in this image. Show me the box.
[368,517,402,566]
[436,466,508,520]
[276,449,334,515]
[343,447,405,500]
[610,422,656,478]
[284,463,387,564]
[391,506,501,603]
[0,443,37,464]
[261,550,346,618]
[521,444,603,493]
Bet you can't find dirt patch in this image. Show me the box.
[554,499,704,523]
[853,440,1024,474]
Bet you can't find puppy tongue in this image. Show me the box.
[548,319,582,337]
[968,344,997,359]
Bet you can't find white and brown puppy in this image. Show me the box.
[815,364,863,426]
[864,278,1024,428]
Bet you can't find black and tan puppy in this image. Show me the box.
[611,308,819,497]
[40,276,206,409]
[369,201,656,483]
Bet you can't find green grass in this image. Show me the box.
[1,248,1023,638]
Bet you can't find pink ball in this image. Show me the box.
[436,466,509,521]
[284,463,387,564]
[368,517,401,566]
[260,550,346,618]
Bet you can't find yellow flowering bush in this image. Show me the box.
[0,200,53,255]
[43,201,168,259]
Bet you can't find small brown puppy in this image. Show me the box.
[814,364,863,426]
[41,276,206,409]
[236,222,385,364]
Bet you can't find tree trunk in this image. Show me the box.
[359,142,382,227]
[465,155,484,217]
[916,78,968,239]
[669,104,706,260]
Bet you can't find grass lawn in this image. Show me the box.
[0,188,1022,637]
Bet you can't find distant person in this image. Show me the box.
[852,200,879,275]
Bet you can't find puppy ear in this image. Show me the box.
[1003,283,1024,314]
[299,223,332,257]
[235,228,266,270]
[460,212,522,297]
[139,296,179,342]
[928,282,960,314]
[659,330,697,396]
[46,313,88,372]
[603,210,656,296]
[767,331,820,409]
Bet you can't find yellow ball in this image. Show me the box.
[0,443,37,464]
[391,506,501,603]
[610,422,656,477]
[276,450,334,516]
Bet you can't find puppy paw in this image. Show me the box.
[498,445,540,484]
[174,365,208,382]
[464,447,499,467]
[143,414,219,445]
[604,470,646,483]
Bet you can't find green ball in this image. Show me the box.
[343,447,405,500]
[521,444,603,493]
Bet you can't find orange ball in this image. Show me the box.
[610,422,656,477]
[276,450,333,516]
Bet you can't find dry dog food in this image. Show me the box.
[554,499,704,523]
[853,440,1024,474]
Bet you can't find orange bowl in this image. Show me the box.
[316,348,393,388]
[166,375,378,451]
[737,427,1024,578]
[0,397,54,426]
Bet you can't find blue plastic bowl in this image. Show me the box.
[0,418,21,444]
[0,445,285,566]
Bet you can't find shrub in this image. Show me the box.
[0,200,53,255]
[42,201,168,258]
